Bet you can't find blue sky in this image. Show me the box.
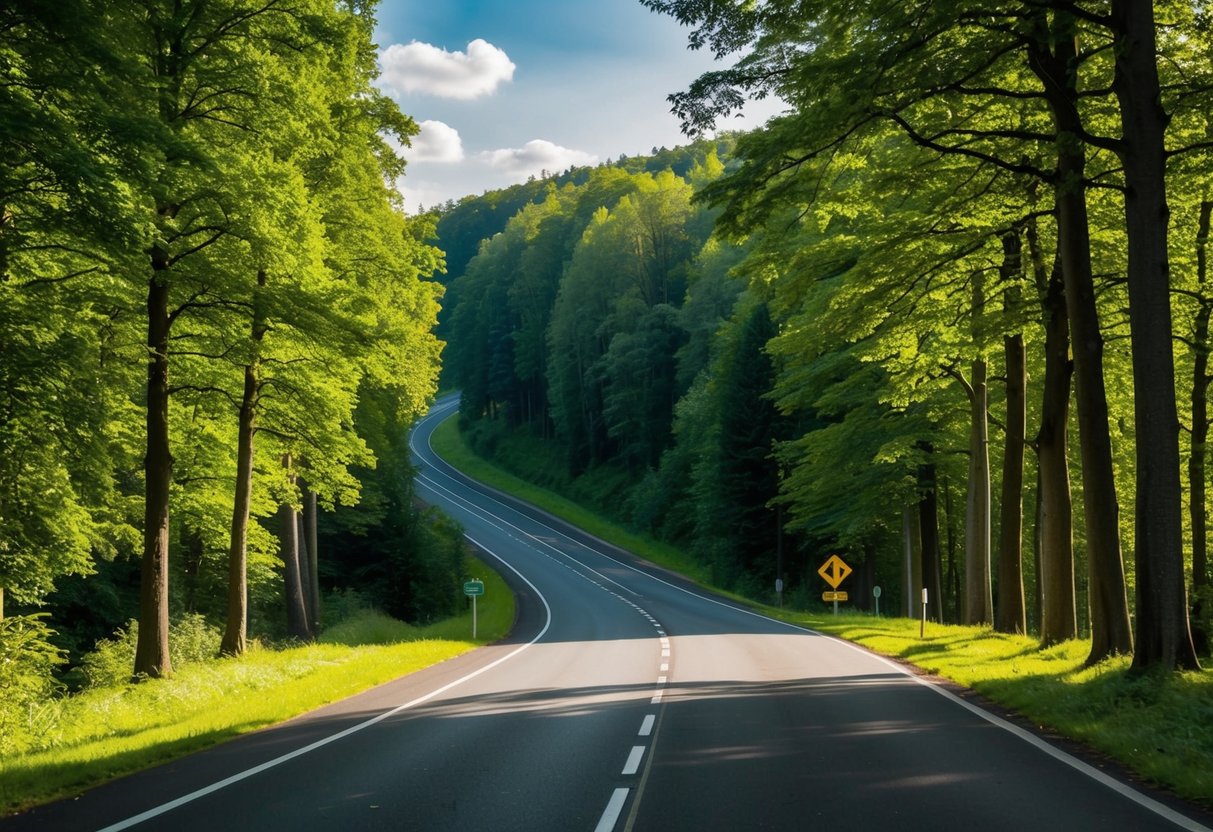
[371,0,781,211]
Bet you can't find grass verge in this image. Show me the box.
[0,553,514,815]
[430,413,1213,806]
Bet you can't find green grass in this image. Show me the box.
[430,414,1213,806]
[0,554,514,814]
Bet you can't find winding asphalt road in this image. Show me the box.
[5,394,1213,831]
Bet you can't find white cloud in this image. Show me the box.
[378,39,515,100]
[478,140,598,178]
[405,120,464,163]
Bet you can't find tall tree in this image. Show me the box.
[1028,220,1078,645]
[1108,0,1200,671]
[997,233,1028,634]
[961,274,993,626]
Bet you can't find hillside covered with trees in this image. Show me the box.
[443,0,1213,674]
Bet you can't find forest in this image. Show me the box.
[0,0,457,747]
[444,0,1213,675]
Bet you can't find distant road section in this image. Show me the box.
[5,395,1211,831]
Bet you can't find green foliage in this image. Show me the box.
[78,621,140,689]
[1,0,446,675]
[0,614,65,755]
[318,608,418,646]
[319,385,464,626]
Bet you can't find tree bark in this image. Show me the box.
[1028,23,1133,662]
[296,511,313,628]
[303,485,320,631]
[135,268,174,679]
[919,459,944,623]
[997,233,1027,634]
[1191,200,1213,594]
[280,455,311,642]
[1031,230,1077,645]
[944,475,959,623]
[963,274,993,625]
[903,503,923,618]
[998,329,1027,634]
[1111,0,1200,671]
[221,270,269,657]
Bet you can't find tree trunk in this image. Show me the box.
[135,269,173,679]
[296,511,313,628]
[903,504,923,618]
[221,270,268,658]
[997,232,1027,634]
[1029,25,1133,661]
[1111,0,1199,671]
[1032,234,1077,645]
[943,474,959,623]
[304,486,320,632]
[963,273,993,625]
[220,360,255,657]
[964,354,993,625]
[998,328,1027,633]
[1033,468,1044,634]
[919,460,944,623]
[1191,200,1213,593]
[280,456,311,642]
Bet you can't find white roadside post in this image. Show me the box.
[920,587,929,638]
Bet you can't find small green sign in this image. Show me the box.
[463,580,485,597]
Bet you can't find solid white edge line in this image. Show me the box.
[622,746,646,776]
[836,637,1212,832]
[416,401,1213,832]
[639,715,655,737]
[97,531,553,832]
[595,788,630,832]
[417,471,640,598]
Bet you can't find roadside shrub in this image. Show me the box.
[0,614,66,754]
[79,620,139,688]
[170,612,221,665]
[79,613,222,689]
[322,587,372,628]
[319,609,415,646]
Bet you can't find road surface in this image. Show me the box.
[4,395,1211,831]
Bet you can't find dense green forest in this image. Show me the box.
[444,0,1213,674]
[0,0,455,741]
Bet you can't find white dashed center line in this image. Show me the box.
[622,746,646,776]
[594,601,671,831]
[639,715,655,736]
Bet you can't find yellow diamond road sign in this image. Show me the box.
[817,555,852,590]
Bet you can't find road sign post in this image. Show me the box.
[873,585,882,617]
[464,579,485,639]
[817,555,852,616]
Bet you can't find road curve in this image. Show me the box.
[4,395,1212,831]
